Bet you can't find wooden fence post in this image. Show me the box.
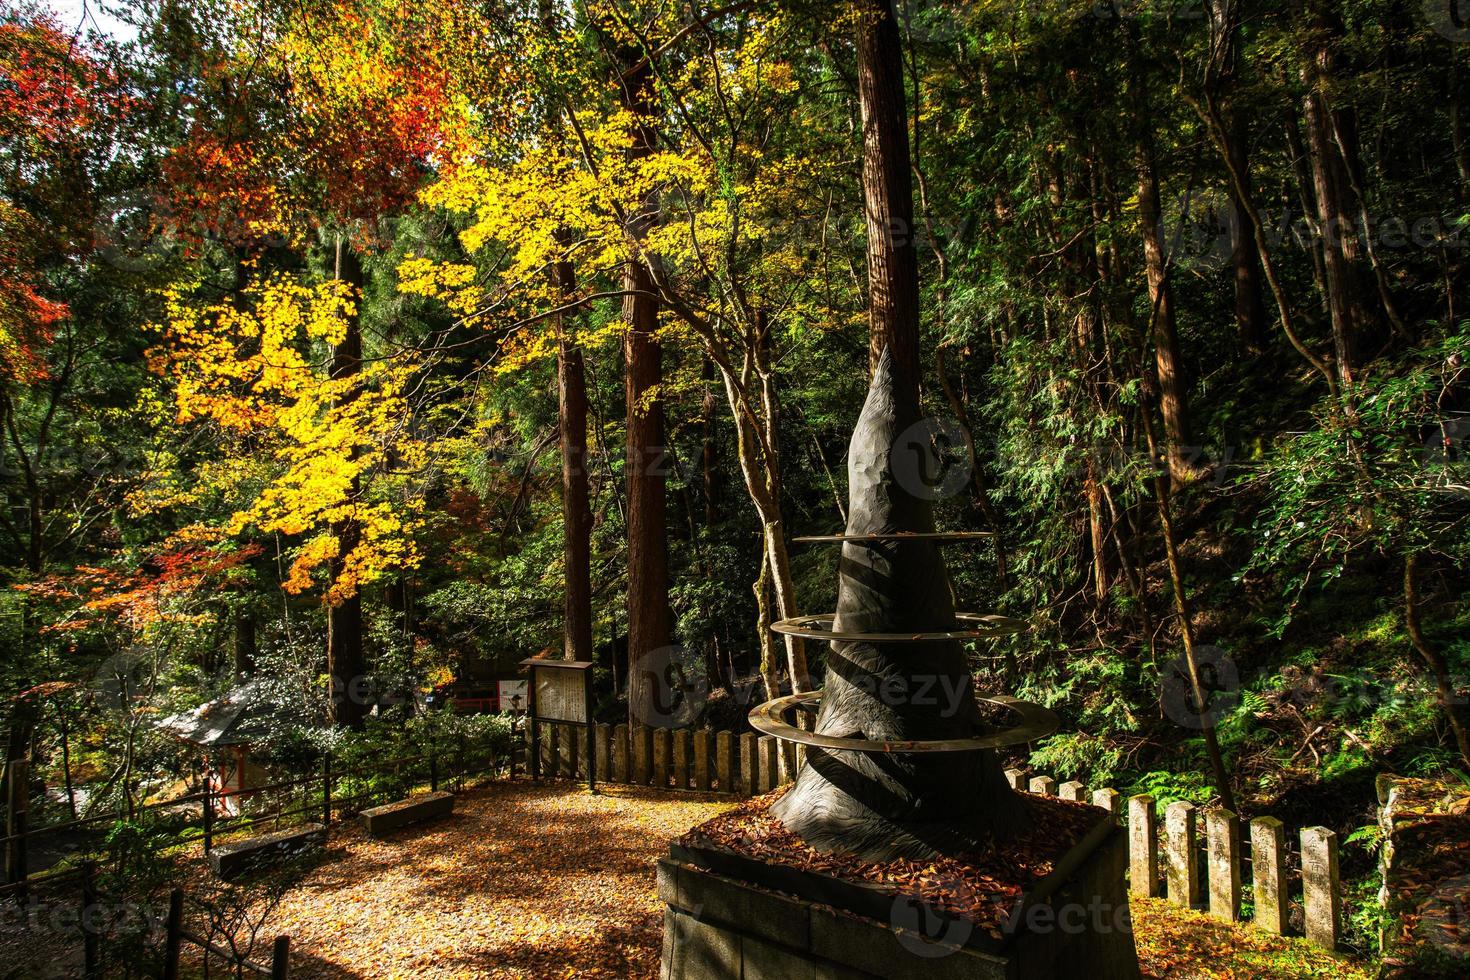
[4,757,27,891]
[1059,780,1087,802]
[633,725,652,785]
[1165,801,1200,908]
[270,935,291,980]
[759,736,779,792]
[1206,809,1241,921]
[1092,788,1121,821]
[201,770,213,854]
[596,724,612,785]
[1004,768,1025,791]
[1250,816,1287,935]
[740,733,757,796]
[778,741,797,785]
[547,724,561,779]
[162,888,184,980]
[613,725,630,783]
[693,730,712,791]
[673,729,691,789]
[714,731,733,793]
[1029,775,1057,796]
[1128,795,1158,898]
[80,859,99,980]
[570,725,584,779]
[1302,826,1341,950]
[652,728,672,788]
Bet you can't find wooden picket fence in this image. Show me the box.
[1004,768,1343,951]
[534,723,1346,952]
[533,721,798,795]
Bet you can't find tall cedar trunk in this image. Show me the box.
[770,0,1022,861]
[554,255,594,662]
[1127,32,1194,485]
[1301,3,1374,386]
[1207,0,1267,356]
[328,238,368,729]
[619,51,672,726]
[857,0,921,401]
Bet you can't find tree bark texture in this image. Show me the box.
[328,237,368,729]
[620,51,673,726]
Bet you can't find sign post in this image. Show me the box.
[520,659,597,794]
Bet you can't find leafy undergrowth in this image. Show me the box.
[1132,897,1374,980]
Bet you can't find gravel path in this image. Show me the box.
[272,780,730,979]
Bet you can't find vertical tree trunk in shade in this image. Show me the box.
[228,249,257,682]
[856,0,921,402]
[700,358,719,529]
[619,50,672,726]
[554,254,594,663]
[232,614,256,678]
[1207,0,1267,356]
[770,0,1022,862]
[328,237,368,729]
[1301,7,1373,387]
[1126,30,1194,485]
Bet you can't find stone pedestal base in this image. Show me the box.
[659,816,1141,980]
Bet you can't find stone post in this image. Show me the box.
[1092,788,1121,822]
[1059,780,1087,802]
[1128,795,1158,898]
[1005,769,1025,791]
[1302,826,1340,950]
[1206,809,1241,921]
[1250,816,1287,935]
[1165,801,1199,908]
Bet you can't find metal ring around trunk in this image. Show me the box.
[769,612,1028,643]
[748,692,1059,753]
[792,531,996,544]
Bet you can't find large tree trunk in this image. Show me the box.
[328,237,369,729]
[1207,0,1267,356]
[856,0,921,401]
[1127,35,1195,485]
[1301,3,1375,386]
[619,51,673,726]
[770,0,1022,862]
[554,255,594,662]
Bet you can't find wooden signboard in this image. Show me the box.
[520,659,597,793]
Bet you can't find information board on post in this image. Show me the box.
[519,658,596,793]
